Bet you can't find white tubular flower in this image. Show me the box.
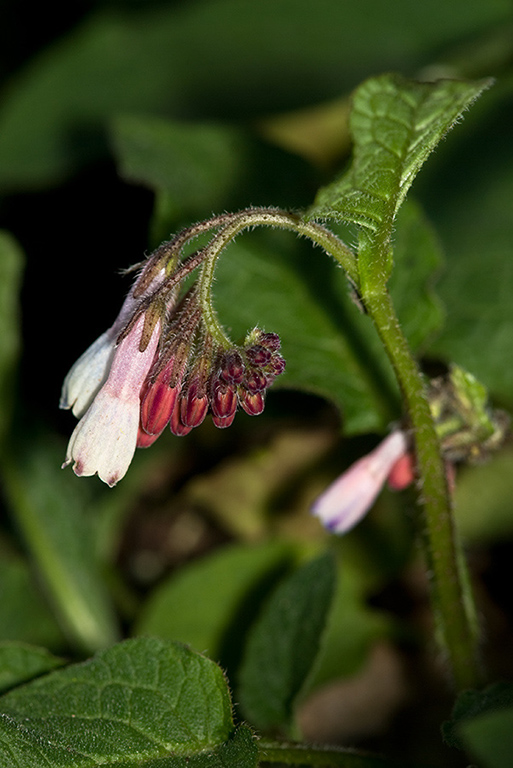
[60,268,166,418]
[59,331,116,418]
[311,430,410,534]
[63,314,160,487]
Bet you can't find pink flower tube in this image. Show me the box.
[60,268,165,418]
[312,430,411,534]
[63,314,160,487]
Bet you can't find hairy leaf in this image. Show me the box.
[0,638,247,767]
[0,643,63,695]
[238,553,336,732]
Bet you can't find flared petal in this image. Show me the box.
[60,331,115,418]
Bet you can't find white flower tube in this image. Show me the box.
[60,268,166,418]
[312,430,409,534]
[63,314,160,487]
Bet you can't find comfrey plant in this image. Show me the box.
[46,74,512,768]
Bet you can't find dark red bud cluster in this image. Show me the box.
[137,328,285,445]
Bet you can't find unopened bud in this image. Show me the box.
[220,350,245,384]
[244,368,267,394]
[239,389,265,416]
[245,344,272,367]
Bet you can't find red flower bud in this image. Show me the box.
[245,344,272,367]
[257,331,281,351]
[212,412,237,429]
[210,378,238,420]
[140,377,179,436]
[244,368,267,394]
[220,350,245,384]
[169,397,193,436]
[239,388,265,416]
[180,380,209,428]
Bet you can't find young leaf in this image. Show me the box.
[0,638,246,767]
[238,552,336,733]
[308,74,493,285]
[0,642,63,695]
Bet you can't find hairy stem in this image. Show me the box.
[196,207,358,344]
[362,286,482,690]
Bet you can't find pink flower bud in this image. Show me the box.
[387,452,415,491]
[312,430,409,534]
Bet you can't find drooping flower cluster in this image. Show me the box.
[137,305,286,447]
[61,235,286,486]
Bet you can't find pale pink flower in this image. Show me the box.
[60,268,165,418]
[312,430,411,534]
[63,314,160,486]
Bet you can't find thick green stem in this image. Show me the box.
[362,286,482,690]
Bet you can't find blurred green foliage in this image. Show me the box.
[0,1,512,766]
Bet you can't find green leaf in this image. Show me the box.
[458,708,513,768]
[0,642,64,695]
[1,434,119,654]
[442,682,513,750]
[421,78,513,406]
[0,232,24,447]
[214,232,399,434]
[135,542,293,662]
[0,545,66,650]
[238,552,336,733]
[111,115,248,218]
[310,74,492,228]
[0,638,250,767]
[0,1,508,189]
[302,556,392,694]
[309,75,492,286]
[387,199,444,351]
